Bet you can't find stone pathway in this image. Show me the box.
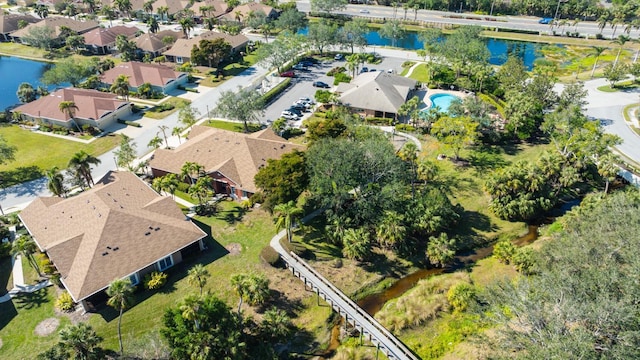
[0,254,52,303]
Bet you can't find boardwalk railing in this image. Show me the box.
[270,229,420,360]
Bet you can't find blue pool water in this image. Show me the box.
[0,56,56,111]
[427,93,460,113]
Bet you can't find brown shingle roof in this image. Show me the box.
[11,17,99,38]
[222,2,277,20]
[100,0,145,12]
[100,61,186,88]
[189,0,229,17]
[83,25,138,46]
[337,72,417,114]
[135,30,183,53]
[0,14,40,34]
[13,88,129,123]
[151,0,189,15]
[149,126,305,193]
[19,171,207,301]
[164,30,249,58]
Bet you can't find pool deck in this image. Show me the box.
[419,89,470,110]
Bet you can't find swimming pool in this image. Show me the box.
[427,93,460,113]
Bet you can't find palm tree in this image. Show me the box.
[230,273,269,313]
[172,126,183,144]
[230,274,247,313]
[114,0,133,19]
[58,101,81,132]
[147,135,163,149]
[180,294,203,329]
[590,46,607,78]
[101,5,117,27]
[46,167,66,197]
[68,150,101,187]
[11,235,41,277]
[180,161,203,185]
[375,211,406,250]
[612,35,631,66]
[157,5,169,21]
[597,153,619,194]
[83,0,97,13]
[110,75,130,101]
[16,82,36,103]
[188,176,213,206]
[187,264,210,295]
[35,4,48,18]
[260,307,293,342]
[341,228,371,261]
[58,323,103,359]
[143,0,154,15]
[152,174,179,197]
[273,201,302,243]
[178,17,194,38]
[147,16,159,33]
[106,278,134,356]
[158,125,169,147]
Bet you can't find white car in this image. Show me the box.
[359,9,369,13]
[299,97,315,105]
[281,111,300,119]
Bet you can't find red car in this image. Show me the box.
[279,71,295,78]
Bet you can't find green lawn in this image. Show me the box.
[597,80,639,92]
[0,125,120,187]
[199,54,259,87]
[407,63,430,83]
[203,119,262,133]
[143,97,190,119]
[0,43,48,60]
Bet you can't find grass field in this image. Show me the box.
[203,119,262,133]
[0,125,119,187]
[198,54,259,87]
[143,97,190,120]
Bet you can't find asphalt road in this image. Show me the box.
[260,54,409,125]
[295,0,639,39]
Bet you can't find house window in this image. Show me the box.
[176,56,183,64]
[230,186,236,197]
[157,255,173,271]
[127,273,139,286]
[241,190,248,198]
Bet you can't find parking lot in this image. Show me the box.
[259,53,410,127]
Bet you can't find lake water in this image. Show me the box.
[0,56,55,111]
[299,27,546,69]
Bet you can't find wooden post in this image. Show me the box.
[375,344,380,360]
[360,328,363,345]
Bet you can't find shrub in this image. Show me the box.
[402,61,415,68]
[178,85,199,93]
[314,90,333,104]
[493,238,516,264]
[333,72,351,85]
[144,271,168,290]
[249,191,265,205]
[364,117,393,125]
[262,78,291,104]
[512,247,537,275]
[327,66,346,76]
[446,283,476,313]
[158,103,175,112]
[55,291,75,312]
[176,181,190,192]
[36,253,56,275]
[260,246,281,267]
[281,128,304,139]
[0,242,11,258]
[117,119,142,128]
[395,124,416,132]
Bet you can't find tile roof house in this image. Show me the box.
[135,29,184,57]
[0,14,40,41]
[11,17,99,46]
[82,25,139,54]
[164,30,249,64]
[149,126,305,199]
[100,61,188,94]
[221,2,278,22]
[336,71,418,119]
[13,87,132,131]
[19,171,208,311]
[100,0,146,13]
[149,0,190,17]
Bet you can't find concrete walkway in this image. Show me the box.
[0,255,52,303]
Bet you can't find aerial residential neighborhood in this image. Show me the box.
[1,0,640,359]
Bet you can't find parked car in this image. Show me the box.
[299,97,315,105]
[290,102,307,111]
[360,67,369,74]
[287,107,304,116]
[538,17,553,24]
[295,100,312,109]
[369,68,377,72]
[387,69,395,73]
[334,53,344,60]
[281,110,300,119]
[313,81,330,88]
[279,71,295,77]
[359,8,370,13]
[292,64,308,71]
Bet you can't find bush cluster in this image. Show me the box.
[55,291,75,312]
[260,246,281,267]
[262,77,292,105]
[326,66,346,76]
[144,271,168,290]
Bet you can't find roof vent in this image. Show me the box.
[98,213,102,218]
[281,145,285,149]
[92,206,96,210]
[107,246,112,250]
[102,252,108,256]
[145,232,151,236]
[149,226,153,230]
[113,247,119,251]
[113,199,117,202]
[120,205,124,209]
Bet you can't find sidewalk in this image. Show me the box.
[0,254,52,303]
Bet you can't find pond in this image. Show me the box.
[0,56,56,111]
[299,27,550,70]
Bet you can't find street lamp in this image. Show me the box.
[113,156,118,170]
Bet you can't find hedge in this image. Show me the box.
[117,119,141,127]
[364,117,394,126]
[262,77,291,105]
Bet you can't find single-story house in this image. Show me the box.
[135,30,184,58]
[100,61,188,94]
[163,30,249,64]
[19,171,208,312]
[149,0,190,19]
[11,17,99,46]
[149,126,305,200]
[13,87,131,130]
[336,71,418,120]
[83,25,139,54]
[0,14,40,42]
[99,0,146,14]
[220,2,278,22]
